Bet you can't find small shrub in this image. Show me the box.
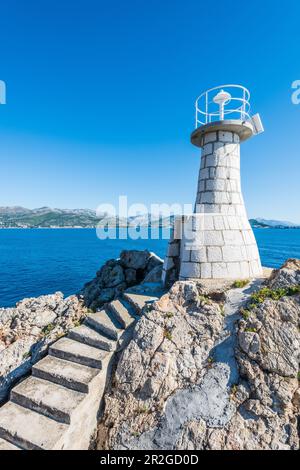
[297,371,300,381]
[245,327,257,333]
[23,351,32,360]
[287,285,300,296]
[41,323,55,336]
[137,405,148,414]
[207,356,215,367]
[240,308,250,319]
[231,384,238,395]
[164,312,174,319]
[232,279,250,288]
[86,308,95,314]
[248,303,257,310]
[250,285,300,305]
[220,305,225,316]
[163,329,172,341]
[197,295,212,305]
[56,331,66,339]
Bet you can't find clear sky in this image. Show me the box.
[0,0,299,222]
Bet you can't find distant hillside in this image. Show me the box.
[0,207,299,229]
[0,207,172,228]
[249,218,300,229]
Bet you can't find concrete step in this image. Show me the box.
[50,336,108,369]
[122,291,160,313]
[0,401,67,450]
[84,309,122,340]
[107,299,136,329]
[0,437,21,450]
[68,325,114,353]
[32,355,100,393]
[11,376,86,424]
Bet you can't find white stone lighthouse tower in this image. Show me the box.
[162,84,264,285]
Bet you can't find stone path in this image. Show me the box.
[0,283,164,450]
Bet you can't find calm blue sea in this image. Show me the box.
[0,228,300,308]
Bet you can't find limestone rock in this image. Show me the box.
[0,293,86,402]
[120,250,151,270]
[238,296,299,377]
[142,265,163,284]
[268,258,300,288]
[81,250,163,309]
[98,260,300,450]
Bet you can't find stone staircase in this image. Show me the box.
[0,283,164,450]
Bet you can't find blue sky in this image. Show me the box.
[0,0,299,222]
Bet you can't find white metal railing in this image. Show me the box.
[195,84,251,128]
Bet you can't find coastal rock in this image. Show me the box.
[146,253,164,273]
[120,250,151,270]
[268,258,300,288]
[142,265,163,283]
[100,263,125,288]
[97,260,300,450]
[238,296,299,377]
[125,268,137,286]
[81,250,163,309]
[0,293,86,402]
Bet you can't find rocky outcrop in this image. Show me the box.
[0,250,163,405]
[0,293,86,402]
[268,258,300,289]
[81,250,163,310]
[98,261,300,450]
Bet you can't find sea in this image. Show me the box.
[0,228,300,308]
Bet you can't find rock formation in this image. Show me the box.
[81,250,163,310]
[0,252,299,450]
[0,293,86,402]
[97,260,300,450]
[0,250,163,404]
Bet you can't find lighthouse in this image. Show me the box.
[162,84,264,285]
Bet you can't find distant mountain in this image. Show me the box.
[0,207,299,229]
[0,206,100,228]
[249,218,300,229]
[0,207,173,228]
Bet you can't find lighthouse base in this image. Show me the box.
[162,214,262,286]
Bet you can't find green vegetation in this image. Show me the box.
[240,307,250,319]
[41,323,56,336]
[22,351,32,360]
[197,295,212,305]
[245,327,257,333]
[164,312,174,319]
[250,285,300,305]
[86,308,96,314]
[207,356,215,368]
[232,279,250,288]
[163,329,172,341]
[56,331,66,339]
[137,405,149,414]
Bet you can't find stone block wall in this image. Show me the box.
[162,224,181,288]
[178,129,262,280]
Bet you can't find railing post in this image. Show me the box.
[242,88,246,120]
